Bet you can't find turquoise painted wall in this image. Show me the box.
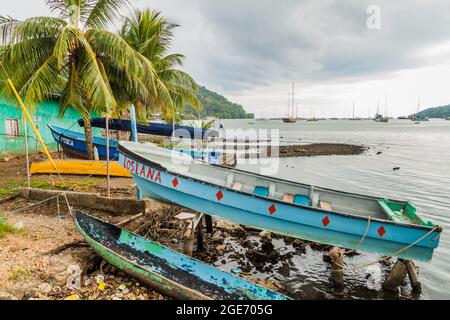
[0,100,91,156]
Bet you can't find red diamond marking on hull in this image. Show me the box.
[378,226,386,237]
[216,191,224,201]
[269,204,277,215]
[322,216,330,227]
[172,178,179,188]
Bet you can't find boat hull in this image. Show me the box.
[73,211,288,300]
[48,124,119,160]
[118,147,441,262]
[79,118,220,140]
[49,124,220,163]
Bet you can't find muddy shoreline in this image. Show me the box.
[0,194,418,301]
[278,143,367,158]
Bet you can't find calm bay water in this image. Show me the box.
[220,119,450,300]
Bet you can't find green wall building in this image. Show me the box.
[0,99,87,156]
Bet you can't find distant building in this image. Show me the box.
[0,99,88,156]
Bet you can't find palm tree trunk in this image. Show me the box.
[83,116,95,160]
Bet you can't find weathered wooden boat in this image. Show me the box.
[118,141,442,262]
[78,118,220,140]
[48,124,118,160]
[73,211,288,300]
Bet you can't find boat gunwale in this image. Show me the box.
[73,211,289,300]
[118,142,442,235]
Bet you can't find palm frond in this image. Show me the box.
[0,15,19,45]
[53,24,82,68]
[76,39,116,113]
[10,16,65,43]
[20,55,62,108]
[45,0,91,27]
[85,0,131,29]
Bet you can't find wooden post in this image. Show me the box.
[22,116,31,189]
[196,218,204,252]
[106,114,111,198]
[326,247,345,293]
[205,215,213,234]
[383,259,407,292]
[183,223,195,257]
[402,259,422,293]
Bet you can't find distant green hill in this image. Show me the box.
[184,86,254,120]
[412,105,450,119]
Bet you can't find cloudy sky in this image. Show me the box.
[3,0,450,118]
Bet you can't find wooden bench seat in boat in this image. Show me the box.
[319,201,332,211]
[232,182,243,191]
[282,194,310,206]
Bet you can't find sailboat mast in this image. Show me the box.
[353,101,355,119]
[385,93,388,117]
[292,82,295,118]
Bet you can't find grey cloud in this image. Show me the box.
[146,0,450,94]
[5,0,450,96]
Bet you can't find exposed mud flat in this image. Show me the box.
[278,144,367,158]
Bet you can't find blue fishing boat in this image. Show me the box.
[78,118,220,140]
[74,211,288,300]
[49,124,221,163]
[48,124,119,160]
[118,141,442,262]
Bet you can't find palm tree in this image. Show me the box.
[119,9,202,124]
[0,0,156,159]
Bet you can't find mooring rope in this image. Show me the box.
[332,225,440,273]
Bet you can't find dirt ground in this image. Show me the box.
[0,196,172,300]
[0,194,330,300]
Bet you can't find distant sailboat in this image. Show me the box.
[307,107,319,121]
[349,101,362,120]
[373,97,389,123]
[412,98,429,123]
[282,82,297,123]
[256,106,270,123]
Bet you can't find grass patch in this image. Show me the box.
[0,177,103,199]
[0,220,17,238]
[8,267,30,281]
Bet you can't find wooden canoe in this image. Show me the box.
[73,211,289,300]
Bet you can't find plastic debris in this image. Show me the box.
[95,274,105,284]
[65,294,79,300]
[118,284,127,291]
[98,282,106,292]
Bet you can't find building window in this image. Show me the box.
[5,119,20,138]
